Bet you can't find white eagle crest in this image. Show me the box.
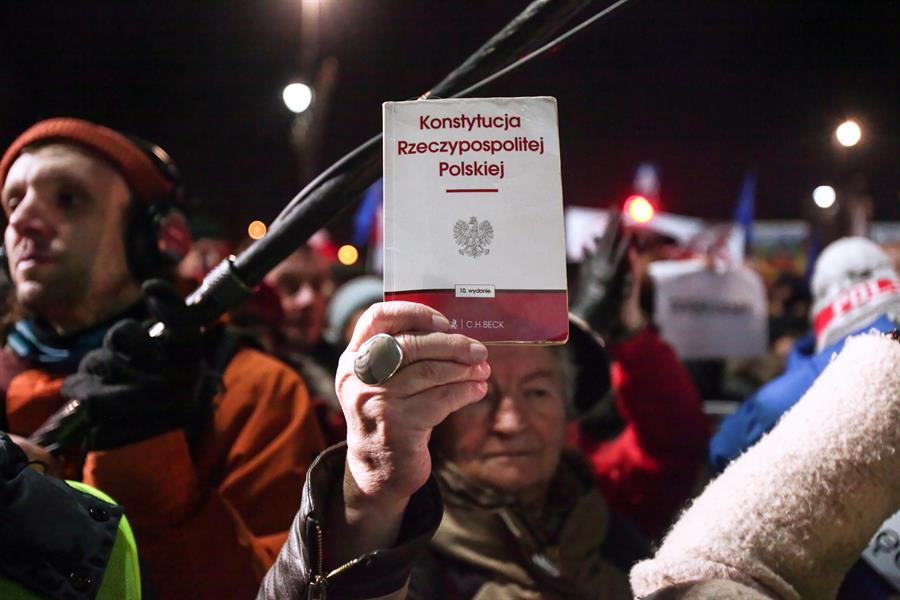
[454,216,493,258]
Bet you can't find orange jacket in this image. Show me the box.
[3,346,326,599]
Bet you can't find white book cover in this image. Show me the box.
[383,96,568,343]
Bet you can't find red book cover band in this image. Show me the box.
[384,288,569,343]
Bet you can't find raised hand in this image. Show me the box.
[329,301,490,565]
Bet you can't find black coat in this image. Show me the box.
[0,431,124,599]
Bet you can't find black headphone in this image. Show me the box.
[0,241,9,283]
[0,136,192,283]
[122,135,192,281]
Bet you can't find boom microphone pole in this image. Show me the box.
[30,0,634,452]
[188,0,607,327]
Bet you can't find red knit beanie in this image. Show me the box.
[0,118,175,204]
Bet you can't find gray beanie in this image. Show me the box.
[325,276,384,346]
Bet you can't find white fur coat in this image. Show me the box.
[631,333,900,599]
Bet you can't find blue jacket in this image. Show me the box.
[709,314,898,473]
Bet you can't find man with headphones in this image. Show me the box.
[0,118,326,599]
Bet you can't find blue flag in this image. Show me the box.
[353,178,383,247]
[733,172,756,250]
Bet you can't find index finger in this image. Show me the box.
[348,301,450,351]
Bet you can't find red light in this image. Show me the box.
[625,195,655,223]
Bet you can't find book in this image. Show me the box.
[382,96,568,344]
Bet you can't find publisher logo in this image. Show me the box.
[455,284,496,298]
[446,317,505,330]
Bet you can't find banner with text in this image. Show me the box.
[650,259,768,359]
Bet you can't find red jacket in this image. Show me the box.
[2,345,326,599]
[572,327,709,539]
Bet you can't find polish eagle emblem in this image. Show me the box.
[454,216,494,258]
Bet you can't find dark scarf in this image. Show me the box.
[430,453,632,600]
[6,303,146,375]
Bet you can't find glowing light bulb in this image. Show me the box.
[283,83,313,114]
[337,244,359,266]
[813,185,836,209]
[625,195,655,223]
[248,220,267,239]
[835,120,862,147]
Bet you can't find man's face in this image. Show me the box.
[2,144,137,328]
[264,248,334,351]
[434,346,568,496]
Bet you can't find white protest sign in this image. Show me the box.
[650,259,768,359]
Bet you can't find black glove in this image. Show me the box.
[61,280,214,451]
[570,211,633,340]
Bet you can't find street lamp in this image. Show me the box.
[812,185,836,209]
[282,82,313,114]
[835,120,862,147]
[248,220,267,239]
[337,244,359,266]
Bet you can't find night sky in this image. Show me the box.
[2,0,898,242]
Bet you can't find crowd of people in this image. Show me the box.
[0,117,897,600]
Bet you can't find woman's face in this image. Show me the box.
[433,346,568,495]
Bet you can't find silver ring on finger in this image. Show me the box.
[354,333,405,385]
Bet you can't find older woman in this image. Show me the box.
[259,301,647,599]
[413,340,643,599]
